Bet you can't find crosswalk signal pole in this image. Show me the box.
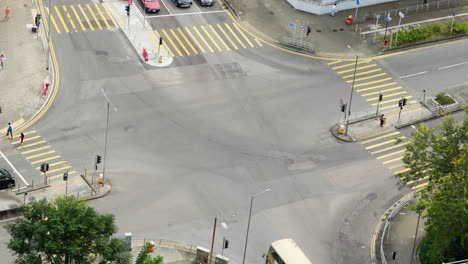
[157,37,163,61]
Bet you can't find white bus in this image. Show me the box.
[265,239,312,264]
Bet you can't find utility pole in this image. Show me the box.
[345,45,359,137]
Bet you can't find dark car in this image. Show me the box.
[196,0,215,6]
[142,0,161,13]
[0,169,15,190]
[173,0,192,8]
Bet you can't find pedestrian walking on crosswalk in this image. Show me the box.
[379,115,386,127]
[6,123,13,138]
[20,133,24,144]
[5,7,11,21]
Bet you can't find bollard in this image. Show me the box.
[158,55,163,63]
[31,179,34,189]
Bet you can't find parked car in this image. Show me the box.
[0,169,15,190]
[173,0,192,8]
[196,0,215,6]
[142,0,161,13]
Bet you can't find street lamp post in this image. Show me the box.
[209,214,227,264]
[47,0,52,71]
[345,45,359,137]
[242,188,271,264]
[101,88,117,184]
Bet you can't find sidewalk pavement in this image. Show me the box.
[235,0,468,57]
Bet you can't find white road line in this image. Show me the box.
[144,10,224,18]
[0,150,28,186]
[400,71,427,79]
[438,61,468,70]
[159,0,173,16]
[192,1,202,12]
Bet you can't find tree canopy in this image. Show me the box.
[397,110,468,264]
[4,195,131,264]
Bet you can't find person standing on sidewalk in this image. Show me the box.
[6,123,13,138]
[20,133,25,144]
[5,7,11,21]
[379,115,386,127]
[331,4,337,17]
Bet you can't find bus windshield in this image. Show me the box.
[265,239,312,264]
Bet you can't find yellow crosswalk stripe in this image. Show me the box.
[193,26,213,52]
[54,6,70,33]
[13,130,36,138]
[46,165,72,174]
[11,135,41,145]
[389,163,404,169]
[377,149,405,160]
[337,64,377,74]
[328,60,342,65]
[49,170,76,180]
[394,167,411,175]
[61,6,77,32]
[342,69,382,79]
[154,30,174,57]
[411,181,428,189]
[201,25,222,52]
[162,29,183,56]
[170,28,191,56]
[371,142,408,154]
[102,3,118,28]
[232,23,254,48]
[178,28,198,54]
[78,4,94,31]
[407,175,430,185]
[362,87,403,96]
[379,100,417,110]
[332,60,369,70]
[21,146,51,155]
[217,24,238,50]
[209,25,230,51]
[225,23,245,49]
[361,132,400,144]
[356,82,397,92]
[31,155,61,164]
[106,2,124,27]
[254,38,263,46]
[86,4,102,30]
[17,140,46,150]
[184,27,205,53]
[36,160,66,170]
[94,3,110,29]
[347,73,387,83]
[26,150,56,160]
[382,156,403,164]
[353,78,393,88]
[70,5,86,31]
[46,7,61,33]
[371,96,412,106]
[366,91,408,101]
[365,137,405,149]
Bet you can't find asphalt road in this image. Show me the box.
[3,2,467,264]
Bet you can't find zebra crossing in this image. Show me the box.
[328,59,417,111]
[360,131,429,190]
[45,3,119,34]
[11,131,77,184]
[146,23,262,57]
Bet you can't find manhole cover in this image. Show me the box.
[333,29,337,32]
[316,29,321,32]
[339,28,344,31]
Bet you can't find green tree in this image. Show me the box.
[4,196,131,264]
[397,110,468,263]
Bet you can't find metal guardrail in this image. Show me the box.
[380,193,415,264]
[281,36,314,53]
[132,238,198,253]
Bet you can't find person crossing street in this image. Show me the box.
[6,123,13,138]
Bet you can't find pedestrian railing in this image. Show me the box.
[281,36,314,53]
[132,238,198,253]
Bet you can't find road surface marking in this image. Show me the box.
[26,150,56,160]
[209,25,230,51]
[366,91,407,101]
[36,160,66,170]
[162,29,183,56]
[46,7,61,33]
[411,181,428,189]
[62,6,77,32]
[70,5,86,31]
[201,26,222,52]
[342,68,382,79]
[102,3,118,28]
[360,132,400,144]
[184,27,205,53]
[94,3,110,29]
[356,82,397,92]
[438,61,468,70]
[332,60,368,70]
[371,142,408,154]
[365,137,405,149]
[170,28,191,56]
[78,4,94,31]
[232,23,254,48]
[389,163,404,169]
[382,156,403,164]
[337,64,377,74]
[225,23,246,49]
[48,170,77,180]
[17,140,46,149]
[361,87,403,96]
[21,146,51,155]
[178,28,198,54]
[106,2,124,27]
[31,155,61,164]
[193,27,214,52]
[54,6,70,33]
[346,73,387,83]
[400,71,427,79]
[353,78,392,88]
[377,149,405,160]
[0,151,28,185]
[46,165,72,174]
[371,96,412,106]
[11,135,41,144]
[217,24,238,50]
[154,30,175,57]
[86,4,102,30]
[379,100,417,110]
[327,60,342,65]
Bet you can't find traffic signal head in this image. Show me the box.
[379,94,383,102]
[40,163,49,173]
[63,172,68,181]
[224,239,229,249]
[402,97,407,106]
[159,37,163,45]
[125,5,130,16]
[341,104,346,113]
[96,155,102,164]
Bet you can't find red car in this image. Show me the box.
[142,0,161,13]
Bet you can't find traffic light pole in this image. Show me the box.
[101,88,117,185]
[345,46,359,137]
[222,237,225,256]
